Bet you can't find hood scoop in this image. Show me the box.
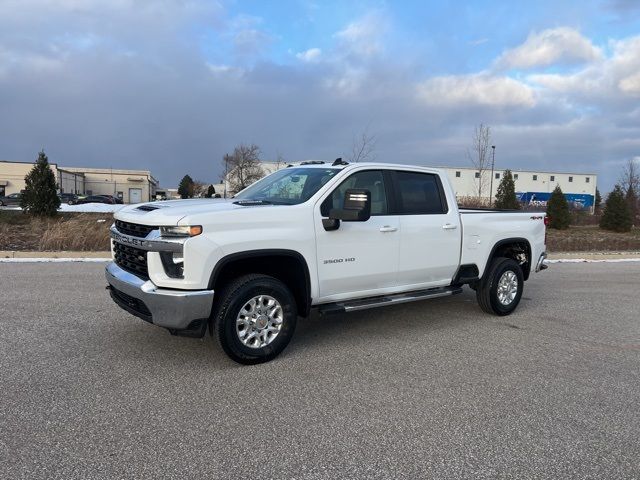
[136,205,161,212]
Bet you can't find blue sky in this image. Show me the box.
[0,0,639,191]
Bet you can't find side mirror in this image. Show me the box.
[322,189,372,231]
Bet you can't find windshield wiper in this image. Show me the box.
[233,199,273,205]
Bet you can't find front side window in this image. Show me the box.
[235,167,339,205]
[395,171,446,214]
[321,170,388,216]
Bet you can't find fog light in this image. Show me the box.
[160,252,184,278]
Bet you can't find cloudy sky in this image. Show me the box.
[1,0,639,191]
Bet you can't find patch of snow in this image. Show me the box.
[58,203,124,213]
[545,258,640,264]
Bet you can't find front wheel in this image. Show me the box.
[212,274,297,364]
[476,257,524,316]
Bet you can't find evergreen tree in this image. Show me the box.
[546,185,571,229]
[177,175,194,199]
[594,188,602,212]
[600,185,632,232]
[625,186,638,225]
[494,169,520,209]
[205,185,215,198]
[20,150,60,217]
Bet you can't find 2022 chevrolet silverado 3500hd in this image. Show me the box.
[105,160,547,364]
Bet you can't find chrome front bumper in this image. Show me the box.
[535,252,548,272]
[105,262,214,330]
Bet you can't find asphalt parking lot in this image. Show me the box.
[1,262,639,479]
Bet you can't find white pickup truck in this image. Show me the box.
[106,160,547,364]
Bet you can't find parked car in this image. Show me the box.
[0,192,22,206]
[58,193,79,205]
[102,195,124,204]
[105,160,548,364]
[77,195,116,204]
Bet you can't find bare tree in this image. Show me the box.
[620,157,640,222]
[467,123,492,199]
[620,157,640,193]
[274,151,286,171]
[223,144,265,195]
[348,127,377,163]
[191,180,209,198]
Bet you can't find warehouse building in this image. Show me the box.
[0,160,85,197]
[0,160,158,204]
[61,167,158,204]
[441,166,597,211]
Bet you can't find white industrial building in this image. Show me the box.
[441,166,597,210]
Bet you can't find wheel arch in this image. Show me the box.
[484,238,533,281]
[209,249,312,317]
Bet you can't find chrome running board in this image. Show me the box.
[318,286,463,315]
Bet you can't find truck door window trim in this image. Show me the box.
[389,170,449,215]
[320,169,394,217]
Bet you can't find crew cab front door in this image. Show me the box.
[314,170,400,300]
[392,170,461,288]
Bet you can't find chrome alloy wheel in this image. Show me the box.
[236,295,283,348]
[497,270,519,306]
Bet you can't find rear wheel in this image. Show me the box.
[476,257,523,315]
[212,274,297,364]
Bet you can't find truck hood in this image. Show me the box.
[114,199,270,225]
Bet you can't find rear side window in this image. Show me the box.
[394,171,446,214]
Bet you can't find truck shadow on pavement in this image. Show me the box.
[288,289,487,353]
[102,287,534,368]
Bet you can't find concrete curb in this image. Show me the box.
[0,257,111,263]
[0,251,111,259]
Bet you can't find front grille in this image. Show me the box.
[115,220,156,238]
[113,242,149,279]
[109,287,152,322]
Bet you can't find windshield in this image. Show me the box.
[233,167,340,205]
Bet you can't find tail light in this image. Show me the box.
[544,216,549,245]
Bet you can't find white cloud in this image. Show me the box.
[416,74,535,107]
[296,48,321,63]
[207,63,244,77]
[334,11,387,58]
[496,27,602,70]
[528,35,640,98]
[619,72,640,95]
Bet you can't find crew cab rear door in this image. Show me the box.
[391,170,462,288]
[314,169,400,300]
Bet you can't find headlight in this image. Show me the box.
[160,225,202,237]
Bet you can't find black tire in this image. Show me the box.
[476,257,524,316]
[212,274,297,364]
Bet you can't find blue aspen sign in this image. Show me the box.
[517,192,594,209]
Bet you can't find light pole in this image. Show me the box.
[223,156,228,199]
[489,145,496,207]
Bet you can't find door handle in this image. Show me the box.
[379,226,398,232]
[442,223,458,230]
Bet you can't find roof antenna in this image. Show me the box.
[332,157,348,166]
